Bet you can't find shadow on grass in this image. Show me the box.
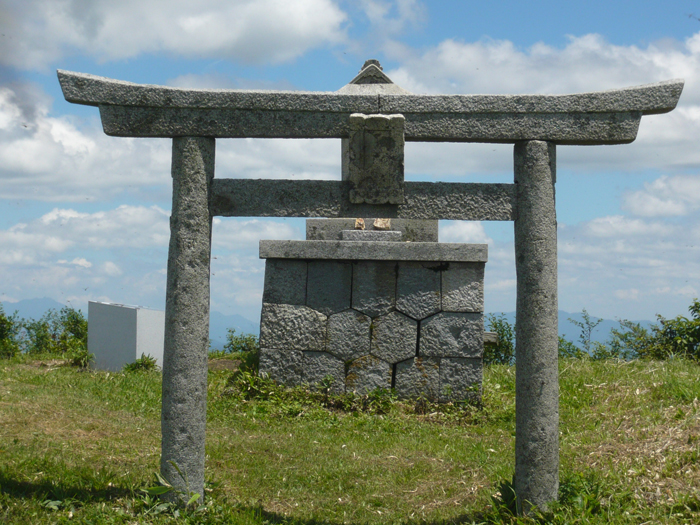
[1,468,501,524]
[233,504,493,525]
[0,469,133,503]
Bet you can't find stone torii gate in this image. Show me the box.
[58,61,683,511]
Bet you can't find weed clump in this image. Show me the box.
[123,353,159,373]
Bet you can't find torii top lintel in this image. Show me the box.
[57,60,683,145]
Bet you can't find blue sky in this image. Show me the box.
[1,0,699,323]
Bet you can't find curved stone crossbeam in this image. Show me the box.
[57,70,683,144]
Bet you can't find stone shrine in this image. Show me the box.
[259,218,486,402]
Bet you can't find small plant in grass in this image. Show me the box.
[568,308,603,355]
[64,336,93,368]
[124,353,159,372]
[142,461,201,515]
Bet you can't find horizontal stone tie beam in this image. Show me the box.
[210,179,515,221]
[98,106,644,144]
[259,240,488,262]
[57,71,683,145]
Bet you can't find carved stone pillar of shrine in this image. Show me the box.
[513,140,559,511]
[161,136,215,499]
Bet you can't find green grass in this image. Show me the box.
[1,356,699,523]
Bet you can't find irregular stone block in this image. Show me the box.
[262,259,307,305]
[259,347,303,387]
[396,262,441,320]
[439,357,482,403]
[420,312,483,358]
[302,352,345,393]
[327,309,371,361]
[341,230,402,241]
[442,262,485,312]
[259,303,327,352]
[394,357,440,401]
[370,311,417,364]
[306,261,352,316]
[345,355,392,393]
[346,113,405,205]
[352,261,397,317]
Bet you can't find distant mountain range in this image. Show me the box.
[2,297,655,350]
[489,310,655,345]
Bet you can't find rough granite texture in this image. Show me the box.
[259,303,327,352]
[260,240,487,262]
[259,347,303,386]
[259,241,486,401]
[306,261,352,316]
[352,261,397,317]
[370,311,418,364]
[307,218,437,242]
[302,351,345,393]
[59,69,682,116]
[98,104,644,144]
[396,262,442,320]
[59,70,682,144]
[212,179,516,221]
[439,357,482,403]
[442,263,485,312]
[346,355,392,393]
[262,259,307,305]
[394,357,440,400]
[327,309,371,361]
[346,113,405,204]
[161,136,214,500]
[420,312,484,358]
[513,140,560,511]
[341,229,402,241]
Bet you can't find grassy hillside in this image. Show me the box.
[1,355,699,524]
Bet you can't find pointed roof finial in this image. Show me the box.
[362,59,382,71]
[336,59,411,94]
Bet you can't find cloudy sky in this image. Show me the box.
[1,0,699,323]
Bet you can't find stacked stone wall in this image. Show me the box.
[259,258,484,402]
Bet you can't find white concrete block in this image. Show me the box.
[88,301,165,371]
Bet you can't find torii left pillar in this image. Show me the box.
[161,136,215,499]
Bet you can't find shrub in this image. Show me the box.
[0,305,21,358]
[485,313,515,365]
[651,298,700,360]
[223,330,258,355]
[606,299,700,361]
[21,306,88,357]
[558,336,585,359]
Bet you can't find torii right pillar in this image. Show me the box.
[513,140,559,512]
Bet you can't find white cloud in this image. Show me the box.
[581,215,673,238]
[1,0,348,71]
[0,84,344,200]
[102,261,122,276]
[213,218,302,250]
[358,0,425,35]
[383,33,700,176]
[439,221,492,244]
[623,175,700,217]
[0,84,172,200]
